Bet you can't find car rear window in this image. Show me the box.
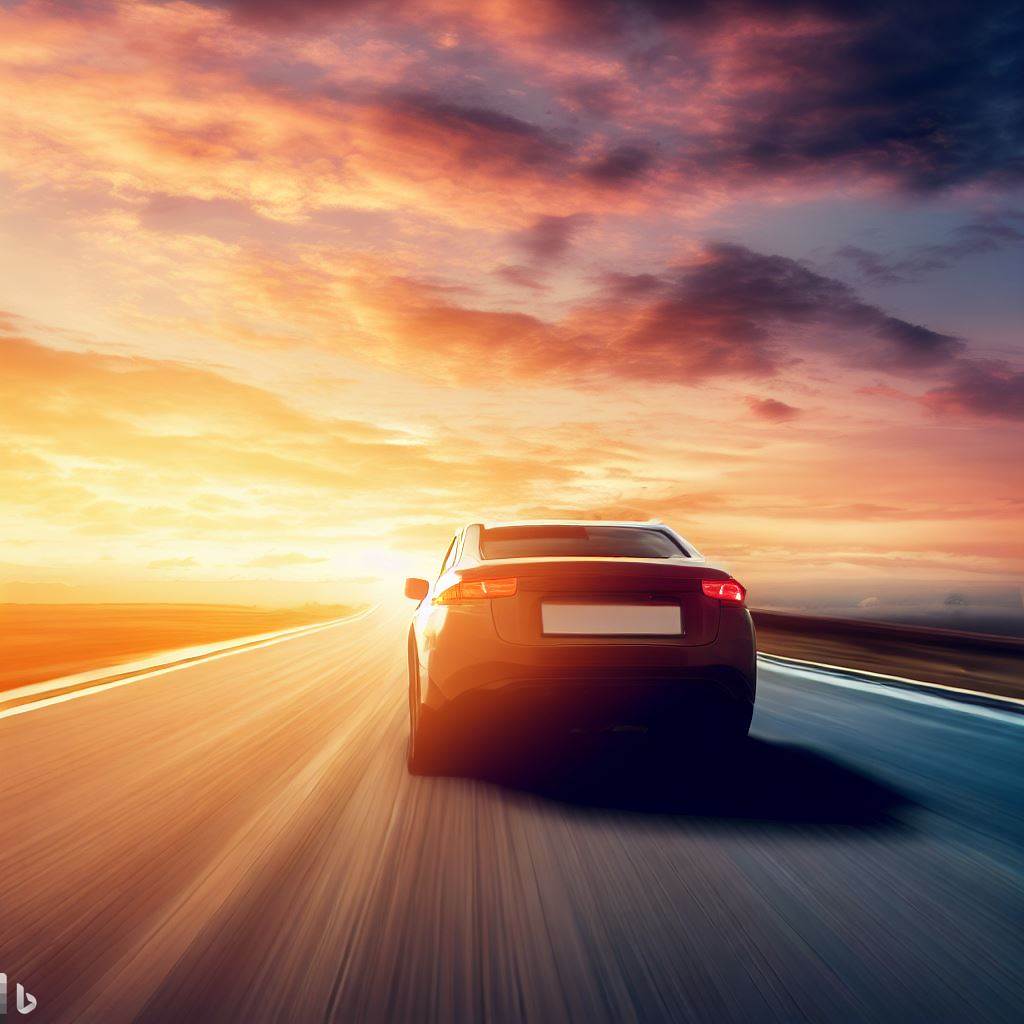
[479,525,687,559]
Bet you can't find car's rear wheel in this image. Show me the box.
[407,635,445,776]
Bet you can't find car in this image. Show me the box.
[403,520,756,774]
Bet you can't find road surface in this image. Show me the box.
[1,608,1021,1023]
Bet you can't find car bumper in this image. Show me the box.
[436,668,750,728]
[422,654,754,744]
[416,603,755,739]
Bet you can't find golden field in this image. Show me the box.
[0,604,356,692]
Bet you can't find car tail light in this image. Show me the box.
[461,577,517,599]
[701,578,746,604]
[434,577,518,604]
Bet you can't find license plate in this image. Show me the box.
[541,603,682,636]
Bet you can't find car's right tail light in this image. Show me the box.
[701,578,746,604]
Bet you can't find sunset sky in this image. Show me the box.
[1,0,1022,607]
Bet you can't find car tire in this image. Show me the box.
[407,636,445,776]
[408,708,447,776]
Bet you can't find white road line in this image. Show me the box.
[759,650,1024,706]
[760,653,1024,725]
[0,606,377,722]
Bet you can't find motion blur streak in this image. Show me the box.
[1,608,1021,1023]
[0,609,373,721]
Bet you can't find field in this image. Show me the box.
[0,603,356,692]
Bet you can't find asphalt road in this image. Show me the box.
[1,608,1021,1024]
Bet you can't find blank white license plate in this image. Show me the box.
[541,603,682,636]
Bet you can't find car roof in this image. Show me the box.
[475,519,664,530]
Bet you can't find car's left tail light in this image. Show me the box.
[701,578,746,604]
[433,577,518,604]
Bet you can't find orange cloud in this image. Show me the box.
[747,397,801,422]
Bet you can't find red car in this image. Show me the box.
[404,521,756,774]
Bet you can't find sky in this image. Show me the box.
[0,0,1022,608]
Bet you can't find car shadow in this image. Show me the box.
[471,735,913,831]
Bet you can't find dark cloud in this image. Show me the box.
[513,213,591,261]
[924,361,1024,420]
[393,96,546,145]
[560,78,623,118]
[477,242,965,387]
[875,318,963,366]
[553,0,1024,192]
[708,1,1021,191]
[833,246,912,286]
[600,271,666,298]
[585,144,655,184]
[835,212,1024,283]
[651,243,965,369]
[210,0,388,26]
[385,93,570,174]
[748,396,802,421]
[210,1,1021,194]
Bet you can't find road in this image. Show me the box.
[1,608,1021,1024]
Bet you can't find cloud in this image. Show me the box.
[748,396,801,422]
[216,0,383,26]
[642,0,1023,193]
[0,9,629,229]
[494,265,549,290]
[137,193,276,240]
[217,241,970,389]
[209,0,1024,194]
[4,0,1019,266]
[833,246,912,286]
[513,213,591,261]
[383,93,571,177]
[599,271,665,298]
[588,242,966,376]
[0,317,597,559]
[835,212,1024,283]
[584,144,655,185]
[923,361,1024,420]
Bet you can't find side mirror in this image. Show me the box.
[404,577,429,601]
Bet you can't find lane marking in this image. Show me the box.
[0,606,378,722]
[4,617,356,702]
[759,653,1024,725]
